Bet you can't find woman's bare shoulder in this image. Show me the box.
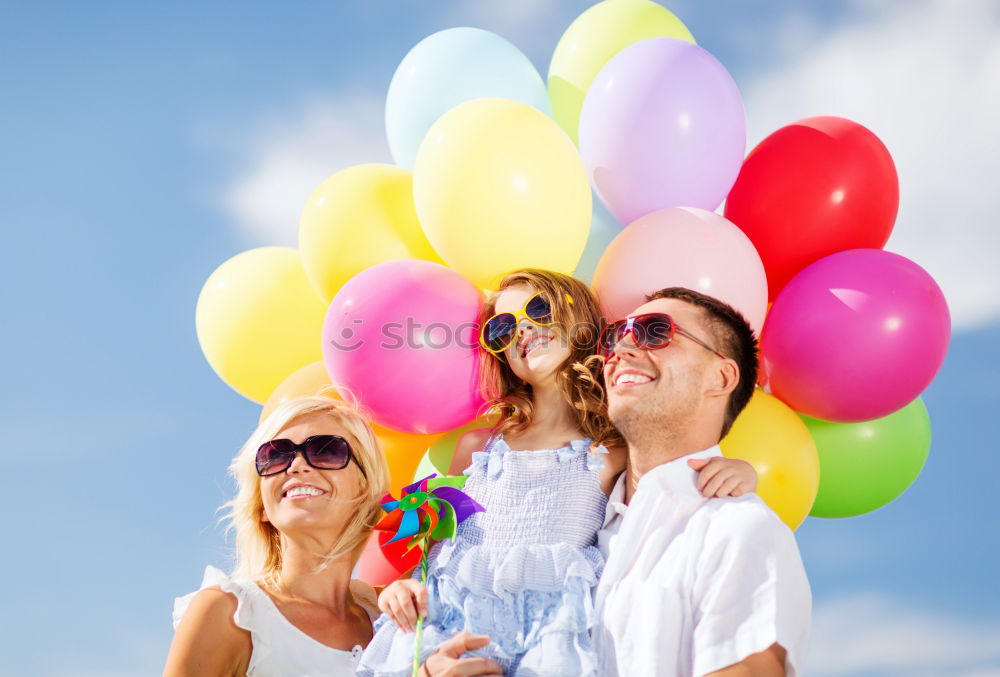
[164,587,250,677]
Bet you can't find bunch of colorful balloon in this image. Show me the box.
[195,0,949,559]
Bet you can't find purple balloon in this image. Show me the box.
[761,249,950,423]
[578,38,746,225]
[323,260,485,434]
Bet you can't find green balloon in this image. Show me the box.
[412,424,486,484]
[802,398,931,518]
[412,450,438,483]
[427,430,460,475]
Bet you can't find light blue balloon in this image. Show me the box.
[386,27,551,169]
[574,197,622,285]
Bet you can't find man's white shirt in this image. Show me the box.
[595,446,811,677]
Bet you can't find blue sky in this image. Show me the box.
[2,1,998,675]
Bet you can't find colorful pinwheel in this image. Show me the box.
[374,474,483,553]
[374,474,483,676]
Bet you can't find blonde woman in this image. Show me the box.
[164,396,501,677]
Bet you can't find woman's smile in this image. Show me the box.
[281,482,327,500]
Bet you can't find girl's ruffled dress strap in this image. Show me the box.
[466,434,608,478]
[466,433,508,478]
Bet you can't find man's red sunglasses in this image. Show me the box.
[599,313,727,359]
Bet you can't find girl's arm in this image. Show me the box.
[378,578,429,634]
[163,588,250,677]
[689,457,758,497]
[448,428,492,476]
[599,444,627,496]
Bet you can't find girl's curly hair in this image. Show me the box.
[478,269,624,450]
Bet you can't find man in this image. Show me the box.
[596,287,811,677]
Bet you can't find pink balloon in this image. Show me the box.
[579,38,746,225]
[355,531,422,587]
[593,207,768,333]
[323,260,485,434]
[761,249,950,423]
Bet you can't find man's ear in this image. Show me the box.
[707,359,740,398]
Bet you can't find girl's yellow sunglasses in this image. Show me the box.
[479,292,572,354]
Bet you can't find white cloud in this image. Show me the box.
[64,674,156,677]
[222,93,391,246]
[216,0,573,248]
[448,0,553,33]
[445,0,571,65]
[810,592,1000,676]
[742,0,1000,330]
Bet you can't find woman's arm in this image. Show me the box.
[448,429,492,476]
[704,643,787,676]
[163,588,251,677]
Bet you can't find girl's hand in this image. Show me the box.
[688,457,758,498]
[378,579,428,633]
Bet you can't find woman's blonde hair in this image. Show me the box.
[222,395,390,587]
[479,269,624,449]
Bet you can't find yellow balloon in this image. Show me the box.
[413,98,591,289]
[257,362,441,496]
[548,0,695,144]
[196,247,327,404]
[299,164,444,302]
[720,390,820,530]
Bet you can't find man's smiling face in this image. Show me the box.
[604,297,723,440]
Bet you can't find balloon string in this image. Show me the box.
[412,549,428,677]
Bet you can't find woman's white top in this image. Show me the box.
[173,566,379,677]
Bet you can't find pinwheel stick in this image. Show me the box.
[413,550,428,676]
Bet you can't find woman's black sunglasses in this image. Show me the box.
[255,434,365,478]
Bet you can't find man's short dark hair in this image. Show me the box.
[646,287,758,439]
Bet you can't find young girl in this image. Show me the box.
[357,270,756,676]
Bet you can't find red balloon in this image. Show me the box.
[355,531,421,586]
[724,116,899,299]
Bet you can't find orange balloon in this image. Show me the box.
[377,425,443,496]
[259,362,334,422]
[720,389,819,530]
[259,362,440,496]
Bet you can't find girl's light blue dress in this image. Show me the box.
[357,435,609,676]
